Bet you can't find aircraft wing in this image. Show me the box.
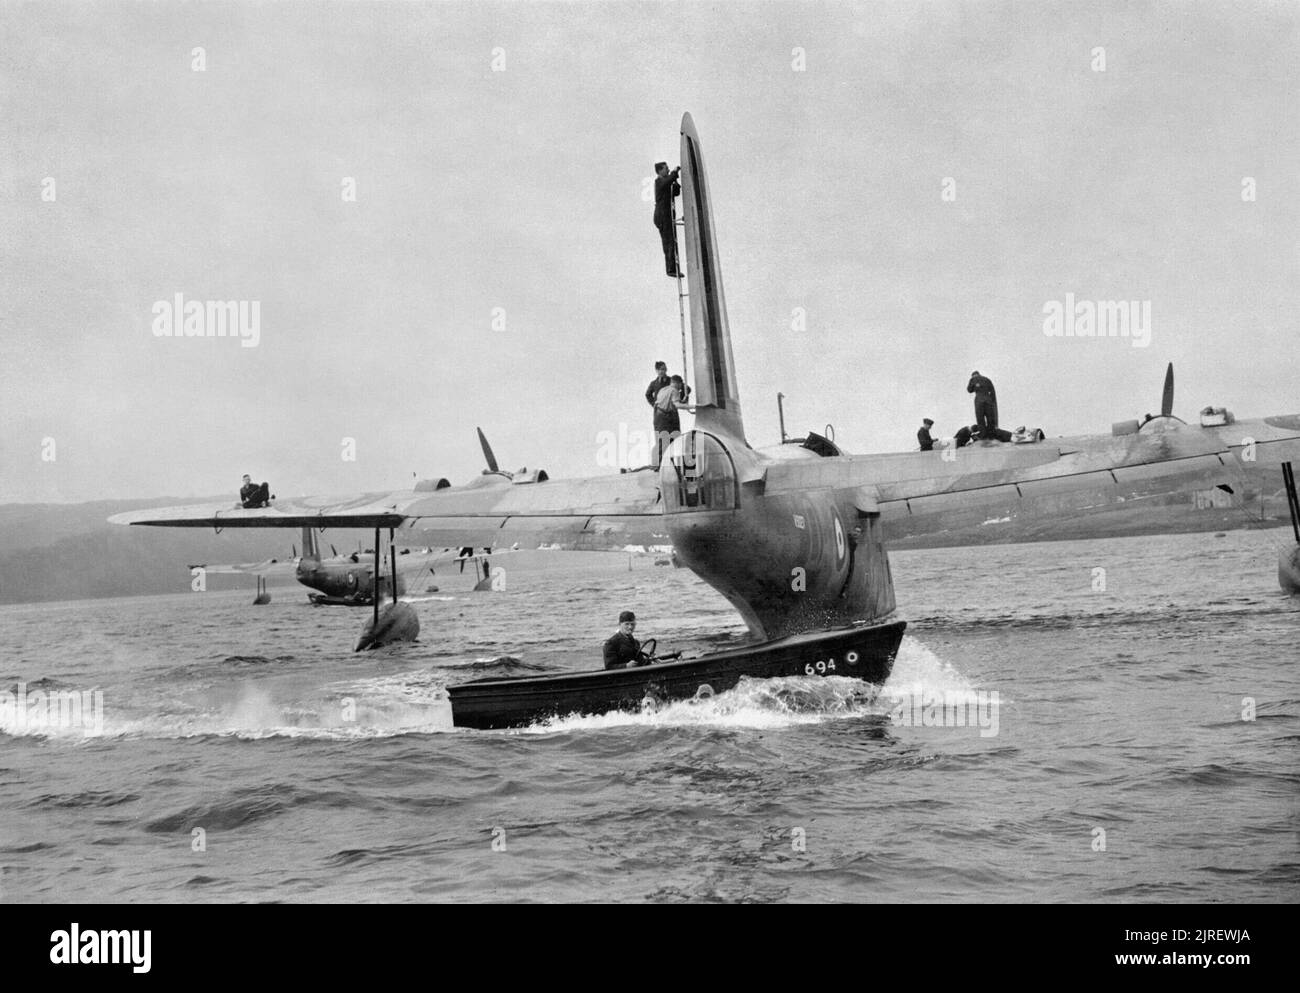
[752,414,1298,548]
[108,418,1299,551]
[391,545,503,572]
[861,416,1300,547]
[186,558,299,576]
[109,471,671,549]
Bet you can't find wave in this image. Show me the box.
[144,784,351,833]
[438,655,552,673]
[2,674,457,741]
[511,675,883,734]
[25,790,141,809]
[502,636,999,735]
[905,598,1298,631]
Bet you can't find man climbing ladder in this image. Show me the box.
[653,162,682,278]
[652,158,690,423]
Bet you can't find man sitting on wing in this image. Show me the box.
[239,474,272,508]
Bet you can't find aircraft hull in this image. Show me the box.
[1280,545,1300,596]
[355,601,420,651]
[307,593,375,607]
[447,618,906,730]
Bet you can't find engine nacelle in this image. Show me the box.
[511,468,549,484]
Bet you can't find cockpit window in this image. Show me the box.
[661,431,737,512]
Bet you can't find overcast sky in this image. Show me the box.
[2,0,1296,504]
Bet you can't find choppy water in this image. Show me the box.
[2,533,1297,903]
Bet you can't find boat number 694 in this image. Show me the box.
[804,651,858,676]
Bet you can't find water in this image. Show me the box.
[1,533,1296,903]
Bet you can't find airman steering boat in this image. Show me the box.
[447,620,905,729]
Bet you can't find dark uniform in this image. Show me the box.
[967,373,998,432]
[654,167,682,276]
[603,631,643,670]
[240,481,270,508]
[652,381,684,469]
[646,371,670,467]
[917,425,936,451]
[645,372,670,407]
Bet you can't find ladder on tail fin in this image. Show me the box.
[672,200,689,398]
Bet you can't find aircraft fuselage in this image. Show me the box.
[295,554,404,605]
[661,431,897,640]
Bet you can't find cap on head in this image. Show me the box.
[618,610,636,623]
[971,370,979,376]
[655,361,667,371]
[923,418,934,426]
[655,161,667,172]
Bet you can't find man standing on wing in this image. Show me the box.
[917,418,937,451]
[967,370,998,433]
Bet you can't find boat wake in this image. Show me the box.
[0,638,992,742]
[513,636,975,734]
[513,677,873,733]
[877,637,982,709]
[2,672,458,742]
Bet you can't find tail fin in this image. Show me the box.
[679,113,746,445]
[300,526,320,562]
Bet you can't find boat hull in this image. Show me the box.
[448,619,907,729]
[307,593,373,607]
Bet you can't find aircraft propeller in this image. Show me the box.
[1141,362,1184,427]
[478,426,500,474]
[475,426,539,479]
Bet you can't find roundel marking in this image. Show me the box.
[833,513,847,566]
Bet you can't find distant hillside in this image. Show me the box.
[0,498,303,603]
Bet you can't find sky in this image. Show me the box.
[1,0,1296,503]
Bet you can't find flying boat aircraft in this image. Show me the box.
[111,114,1300,725]
[189,528,492,605]
[182,428,524,605]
